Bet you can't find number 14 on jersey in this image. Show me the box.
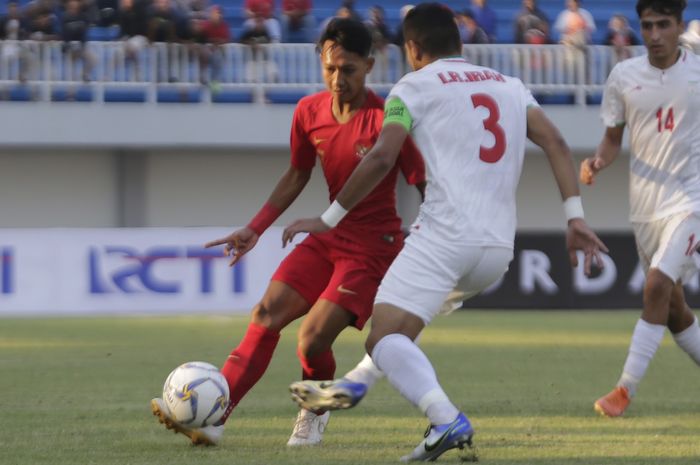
[656,107,674,133]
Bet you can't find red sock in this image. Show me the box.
[298,347,336,380]
[219,323,280,423]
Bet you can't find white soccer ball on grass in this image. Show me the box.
[162,361,229,427]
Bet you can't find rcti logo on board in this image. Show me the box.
[88,246,244,295]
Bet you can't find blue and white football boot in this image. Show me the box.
[289,378,368,411]
[400,412,474,462]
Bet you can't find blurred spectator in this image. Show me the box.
[365,5,391,50]
[242,1,281,43]
[366,5,392,82]
[118,0,148,41]
[603,14,639,62]
[457,9,489,44]
[188,0,211,20]
[0,2,28,40]
[393,3,413,75]
[392,3,413,49]
[171,0,206,42]
[117,0,148,80]
[244,0,273,20]
[240,9,278,83]
[514,0,549,44]
[148,0,179,82]
[148,0,178,42]
[240,11,272,45]
[554,0,595,48]
[62,0,91,42]
[554,0,594,84]
[26,0,58,41]
[319,6,352,37]
[680,19,700,54]
[61,0,95,81]
[281,0,315,43]
[196,5,230,84]
[339,0,361,22]
[0,1,31,81]
[471,0,497,43]
[95,0,119,27]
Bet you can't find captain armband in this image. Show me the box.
[383,97,413,132]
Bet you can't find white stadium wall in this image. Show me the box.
[0,103,629,231]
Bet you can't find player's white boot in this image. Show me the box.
[150,398,224,446]
[286,409,330,446]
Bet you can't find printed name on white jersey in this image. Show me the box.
[437,70,506,85]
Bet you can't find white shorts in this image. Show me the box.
[374,225,513,325]
[633,212,700,284]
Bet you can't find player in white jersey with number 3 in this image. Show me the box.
[581,0,700,418]
[283,3,607,461]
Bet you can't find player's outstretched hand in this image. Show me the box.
[283,217,330,247]
[580,157,606,185]
[566,218,609,276]
[204,227,259,267]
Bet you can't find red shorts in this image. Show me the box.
[271,231,402,329]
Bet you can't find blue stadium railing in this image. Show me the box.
[0,41,649,105]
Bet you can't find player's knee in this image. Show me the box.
[643,270,673,305]
[365,331,383,355]
[297,327,332,358]
[296,338,327,359]
[250,301,288,331]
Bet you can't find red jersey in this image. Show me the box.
[282,0,311,12]
[290,90,425,248]
[245,0,273,18]
[201,20,231,43]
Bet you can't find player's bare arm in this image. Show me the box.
[282,123,409,246]
[580,125,625,185]
[206,166,312,265]
[527,106,580,201]
[526,106,609,275]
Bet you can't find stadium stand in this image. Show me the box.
[0,1,697,105]
[1,0,699,43]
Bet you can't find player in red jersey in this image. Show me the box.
[151,17,425,447]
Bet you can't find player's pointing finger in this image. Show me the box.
[204,238,226,249]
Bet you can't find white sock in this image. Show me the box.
[371,333,459,425]
[618,319,665,396]
[344,353,384,388]
[343,331,424,388]
[672,316,700,366]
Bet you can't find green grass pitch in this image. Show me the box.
[1,310,699,465]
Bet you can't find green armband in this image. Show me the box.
[383,97,413,132]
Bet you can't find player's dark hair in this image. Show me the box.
[403,3,462,58]
[636,0,686,21]
[318,18,372,58]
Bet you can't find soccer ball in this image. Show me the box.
[162,361,229,427]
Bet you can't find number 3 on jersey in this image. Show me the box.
[471,93,507,163]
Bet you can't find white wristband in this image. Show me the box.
[563,196,585,221]
[320,200,348,228]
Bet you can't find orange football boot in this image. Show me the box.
[594,386,631,417]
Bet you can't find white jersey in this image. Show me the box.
[388,58,538,247]
[601,49,700,222]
